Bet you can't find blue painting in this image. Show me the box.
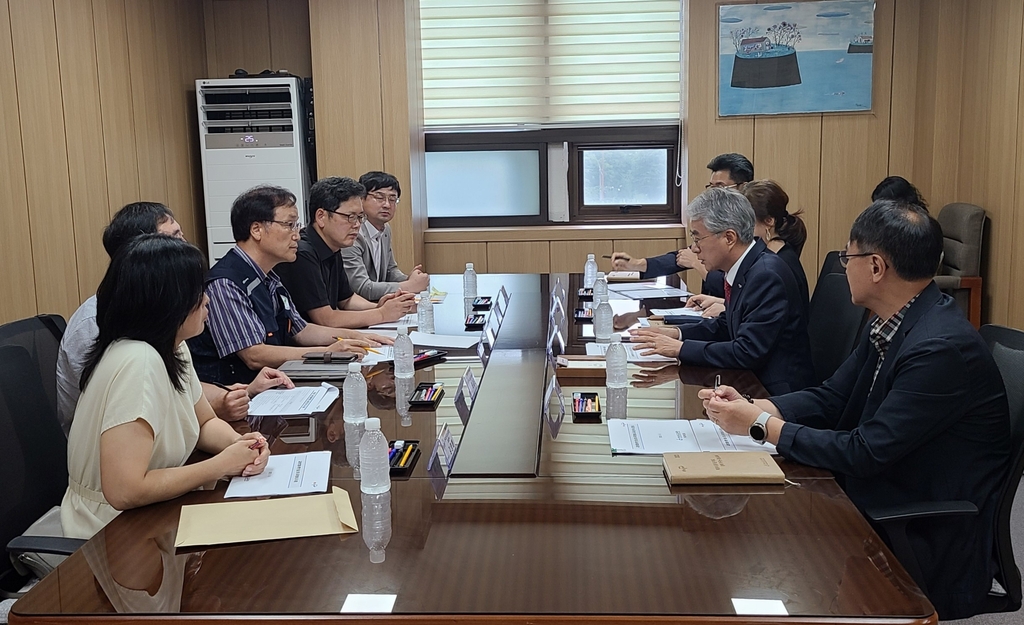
[718,0,874,116]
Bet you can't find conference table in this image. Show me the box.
[11,273,936,624]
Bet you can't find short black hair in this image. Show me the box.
[82,234,207,394]
[308,176,366,221]
[706,153,754,184]
[358,171,402,197]
[849,200,944,281]
[871,176,928,209]
[230,185,297,242]
[102,202,175,258]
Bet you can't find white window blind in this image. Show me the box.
[420,0,682,127]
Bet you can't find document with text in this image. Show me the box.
[586,342,675,362]
[224,451,332,498]
[247,383,338,416]
[606,418,777,455]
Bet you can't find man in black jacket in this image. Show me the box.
[703,200,1011,620]
[631,187,814,395]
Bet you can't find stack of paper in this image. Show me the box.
[361,345,395,366]
[410,331,479,349]
[649,307,702,318]
[608,283,691,300]
[369,313,417,330]
[247,383,338,416]
[606,418,777,455]
[586,342,675,363]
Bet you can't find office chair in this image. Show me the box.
[807,257,870,385]
[866,324,1024,615]
[933,203,986,328]
[0,314,66,419]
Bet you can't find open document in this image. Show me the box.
[369,313,417,329]
[247,382,338,416]
[224,451,332,498]
[607,418,777,455]
[411,331,479,349]
[586,342,675,363]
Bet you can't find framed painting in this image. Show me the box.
[719,0,874,116]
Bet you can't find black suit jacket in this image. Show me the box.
[675,239,814,394]
[772,282,1011,619]
[642,251,725,298]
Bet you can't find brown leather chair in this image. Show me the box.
[933,202,986,328]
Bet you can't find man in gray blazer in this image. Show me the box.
[342,171,430,301]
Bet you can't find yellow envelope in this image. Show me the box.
[175,486,358,548]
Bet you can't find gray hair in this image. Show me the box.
[685,187,755,244]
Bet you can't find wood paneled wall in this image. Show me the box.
[203,0,312,79]
[0,0,207,324]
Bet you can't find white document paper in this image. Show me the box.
[410,331,479,349]
[608,282,656,294]
[369,313,417,330]
[586,342,675,362]
[650,307,703,317]
[224,451,332,498]
[624,288,690,300]
[247,383,338,416]
[606,418,777,455]
[606,271,641,281]
[361,345,395,367]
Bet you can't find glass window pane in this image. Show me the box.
[582,149,668,205]
[426,150,541,218]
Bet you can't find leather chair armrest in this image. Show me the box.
[7,535,86,557]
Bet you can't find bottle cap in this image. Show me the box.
[610,334,621,343]
[365,417,380,430]
[398,325,408,335]
[587,253,595,260]
[348,362,362,373]
[369,549,385,563]
[466,262,474,270]
[597,272,606,279]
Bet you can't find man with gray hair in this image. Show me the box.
[632,187,814,394]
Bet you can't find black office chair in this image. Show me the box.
[807,256,870,385]
[866,324,1024,615]
[0,315,66,419]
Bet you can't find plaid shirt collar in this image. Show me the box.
[869,295,919,362]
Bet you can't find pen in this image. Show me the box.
[365,347,382,355]
[399,444,414,467]
[714,374,721,393]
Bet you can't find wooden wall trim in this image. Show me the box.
[425,224,687,244]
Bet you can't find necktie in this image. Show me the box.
[724,280,732,306]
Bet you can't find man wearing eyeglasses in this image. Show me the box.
[275,176,417,329]
[700,200,1010,620]
[631,187,814,395]
[340,171,429,302]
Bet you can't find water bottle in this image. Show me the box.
[361,490,392,564]
[583,253,598,288]
[393,326,414,378]
[605,334,628,388]
[463,263,478,298]
[593,272,609,304]
[594,300,613,342]
[343,362,367,424]
[396,375,416,427]
[359,418,391,494]
[606,386,628,419]
[417,291,435,333]
[343,420,364,480]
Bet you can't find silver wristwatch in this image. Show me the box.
[749,411,772,444]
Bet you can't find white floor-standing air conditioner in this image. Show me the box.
[196,76,310,265]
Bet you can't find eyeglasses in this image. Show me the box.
[705,182,741,190]
[688,231,721,251]
[266,220,301,232]
[367,191,400,205]
[838,251,875,268]
[330,211,366,225]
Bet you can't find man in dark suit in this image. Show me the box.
[631,187,814,395]
[702,200,1011,620]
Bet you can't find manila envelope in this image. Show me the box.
[175,486,358,548]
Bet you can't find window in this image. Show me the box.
[420,1,684,226]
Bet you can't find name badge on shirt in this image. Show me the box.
[281,294,291,311]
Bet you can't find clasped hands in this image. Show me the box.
[697,384,764,435]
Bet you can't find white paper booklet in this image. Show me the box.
[224,451,332,498]
[247,383,339,416]
[586,342,675,362]
[606,418,777,455]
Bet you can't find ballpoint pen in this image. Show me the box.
[714,374,721,393]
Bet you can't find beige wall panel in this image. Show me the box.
[175,0,211,253]
[424,243,487,274]
[404,0,428,267]
[613,239,679,265]
[268,0,312,77]
[310,0,385,177]
[0,0,37,322]
[93,0,141,217]
[686,0,754,202]
[958,0,1023,325]
[55,0,111,302]
[887,0,920,178]
[207,0,272,78]
[9,0,80,317]
[753,116,823,289]
[379,0,415,271]
[125,1,169,207]
[818,0,894,254]
[487,242,550,274]
[550,240,614,274]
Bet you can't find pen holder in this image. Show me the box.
[571,391,602,423]
[465,314,487,330]
[573,308,594,323]
[409,382,445,411]
[577,287,594,301]
[389,440,421,478]
[472,296,493,310]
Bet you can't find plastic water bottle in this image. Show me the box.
[594,300,613,342]
[344,420,364,480]
[605,334,628,388]
[359,417,392,494]
[361,491,392,564]
[593,272,609,304]
[463,263,478,298]
[396,375,416,427]
[583,254,598,288]
[606,386,628,419]
[417,291,435,333]
[393,326,414,378]
[343,362,367,424]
